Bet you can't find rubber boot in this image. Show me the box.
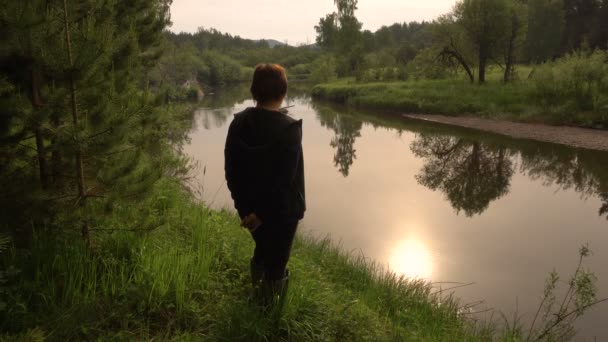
[261,269,289,311]
[250,258,264,287]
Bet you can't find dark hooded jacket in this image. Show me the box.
[224,107,306,223]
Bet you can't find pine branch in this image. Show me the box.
[88,146,135,160]
[17,143,39,153]
[85,128,113,141]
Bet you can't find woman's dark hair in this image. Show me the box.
[250,64,288,104]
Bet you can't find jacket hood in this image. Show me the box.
[231,107,303,151]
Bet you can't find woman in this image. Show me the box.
[224,64,306,307]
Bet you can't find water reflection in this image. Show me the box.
[193,82,315,131]
[389,238,434,279]
[195,108,233,130]
[601,193,608,220]
[315,105,363,177]
[310,101,608,220]
[518,146,608,221]
[411,135,514,217]
[201,84,251,108]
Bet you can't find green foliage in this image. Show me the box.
[310,55,338,84]
[454,0,512,48]
[355,67,406,83]
[562,0,608,52]
[315,0,364,76]
[407,47,454,80]
[288,63,313,77]
[314,51,608,128]
[315,13,339,50]
[157,30,319,87]
[151,42,251,89]
[312,77,531,118]
[333,0,363,56]
[526,0,565,62]
[429,15,477,82]
[0,0,190,247]
[501,0,528,82]
[453,0,512,82]
[199,51,249,85]
[526,245,601,341]
[531,50,608,125]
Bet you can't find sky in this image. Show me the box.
[169,0,458,45]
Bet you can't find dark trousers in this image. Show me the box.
[251,220,298,281]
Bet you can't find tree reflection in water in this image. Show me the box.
[315,106,363,177]
[600,193,608,219]
[411,134,514,217]
[410,130,608,220]
[518,147,608,221]
[197,108,233,130]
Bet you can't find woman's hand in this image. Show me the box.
[241,213,263,232]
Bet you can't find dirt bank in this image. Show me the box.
[403,114,608,152]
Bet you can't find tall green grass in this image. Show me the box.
[0,179,499,341]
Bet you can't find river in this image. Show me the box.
[183,86,608,339]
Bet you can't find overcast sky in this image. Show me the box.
[169,0,458,45]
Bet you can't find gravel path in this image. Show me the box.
[403,114,608,152]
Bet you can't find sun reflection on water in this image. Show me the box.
[389,239,434,280]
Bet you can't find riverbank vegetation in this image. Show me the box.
[312,50,608,128]
[311,0,608,128]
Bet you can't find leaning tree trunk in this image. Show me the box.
[63,0,90,246]
[439,46,475,83]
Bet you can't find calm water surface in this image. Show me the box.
[183,87,608,339]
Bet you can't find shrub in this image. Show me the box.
[532,50,608,115]
[310,56,338,84]
[199,51,247,85]
[407,48,454,80]
[355,67,405,83]
[289,63,312,76]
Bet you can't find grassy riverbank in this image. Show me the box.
[313,78,533,117]
[312,78,607,129]
[1,179,500,341]
[312,53,608,129]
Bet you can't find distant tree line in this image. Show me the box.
[151,28,320,95]
[315,0,608,83]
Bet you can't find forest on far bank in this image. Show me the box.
[158,0,608,93]
[159,0,608,127]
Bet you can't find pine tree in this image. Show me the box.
[1,0,177,243]
[0,1,66,230]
